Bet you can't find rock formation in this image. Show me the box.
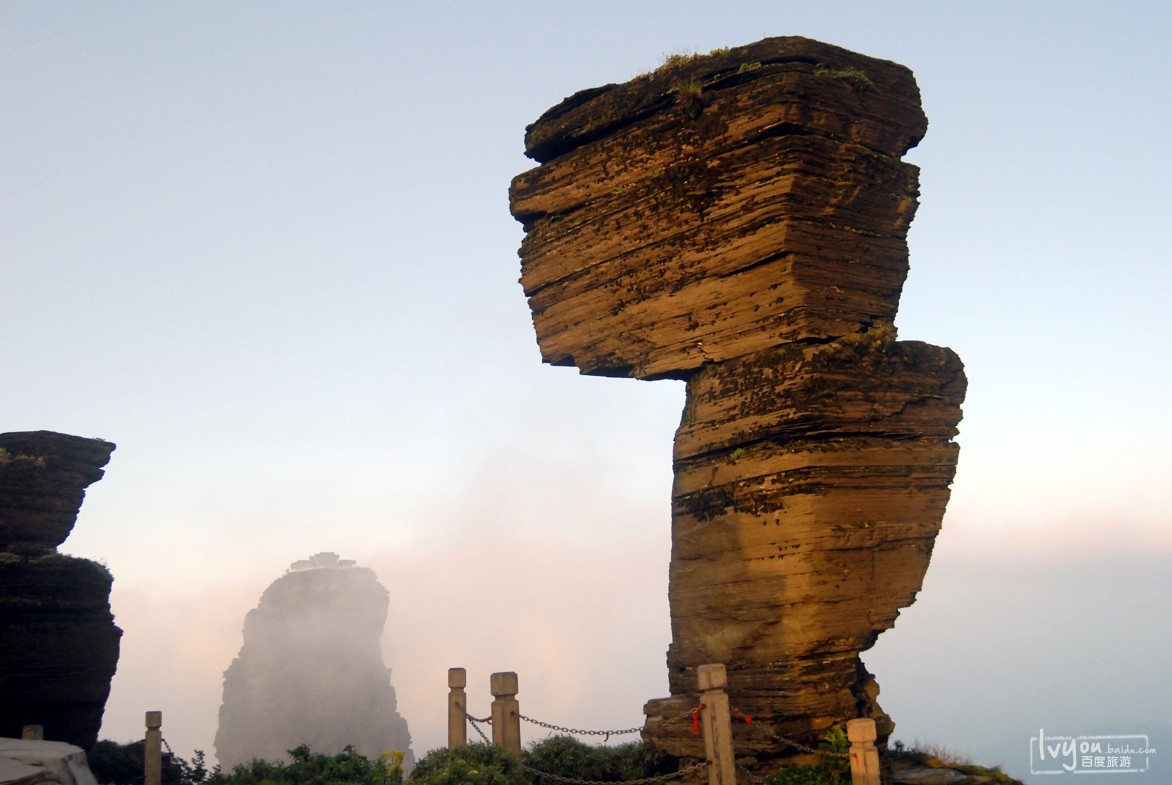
[215,553,413,770]
[509,37,965,768]
[0,431,121,749]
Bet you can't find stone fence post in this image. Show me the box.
[21,725,44,740]
[846,718,881,785]
[697,664,736,785]
[490,671,521,756]
[448,668,467,748]
[145,711,163,785]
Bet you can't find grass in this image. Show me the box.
[887,740,1023,785]
[813,64,873,88]
[0,447,47,466]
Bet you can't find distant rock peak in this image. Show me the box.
[216,555,412,769]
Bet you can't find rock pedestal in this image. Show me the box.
[509,36,965,769]
[0,431,121,750]
[214,553,413,770]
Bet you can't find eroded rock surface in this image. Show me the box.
[509,36,965,767]
[0,431,120,749]
[215,553,413,770]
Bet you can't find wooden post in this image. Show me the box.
[846,718,881,785]
[697,664,736,785]
[448,668,468,748]
[21,725,44,740]
[145,711,163,785]
[490,671,521,756]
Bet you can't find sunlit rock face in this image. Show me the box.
[509,36,965,770]
[214,553,413,770]
[0,431,121,749]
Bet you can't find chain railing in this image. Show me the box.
[446,666,881,785]
[754,726,851,760]
[456,704,493,745]
[517,713,643,741]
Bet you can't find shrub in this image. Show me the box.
[406,744,523,785]
[763,727,849,785]
[88,740,191,785]
[208,745,402,785]
[522,735,675,784]
[88,739,149,785]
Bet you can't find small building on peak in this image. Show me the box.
[287,552,357,573]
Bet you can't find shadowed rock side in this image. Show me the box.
[0,431,120,749]
[509,36,966,769]
[215,553,413,770]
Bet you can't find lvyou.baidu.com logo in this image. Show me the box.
[1032,728,1157,775]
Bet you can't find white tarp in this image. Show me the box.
[0,739,100,785]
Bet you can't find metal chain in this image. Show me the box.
[517,706,708,741]
[460,708,494,745]
[518,714,643,738]
[461,707,492,724]
[520,760,707,785]
[735,762,766,785]
[756,728,850,760]
[467,718,492,744]
[161,737,175,756]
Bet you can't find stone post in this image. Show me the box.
[448,668,468,748]
[145,711,163,785]
[490,671,521,756]
[697,664,736,785]
[846,718,881,785]
[21,725,44,740]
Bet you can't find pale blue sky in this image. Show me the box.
[3,3,1169,783]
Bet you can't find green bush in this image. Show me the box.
[88,740,193,785]
[92,737,678,785]
[522,736,675,784]
[763,727,849,785]
[88,739,149,785]
[408,737,674,785]
[406,744,523,785]
[208,745,402,785]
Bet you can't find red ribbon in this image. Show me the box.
[731,708,752,725]
[691,704,706,736]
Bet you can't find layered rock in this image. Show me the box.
[509,36,965,768]
[0,431,121,749]
[215,553,413,770]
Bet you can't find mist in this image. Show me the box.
[210,553,412,769]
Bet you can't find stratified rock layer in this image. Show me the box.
[0,431,120,749]
[215,553,413,770]
[511,37,926,381]
[509,36,966,768]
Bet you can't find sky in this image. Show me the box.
[2,3,1170,784]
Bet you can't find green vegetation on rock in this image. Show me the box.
[764,727,849,785]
